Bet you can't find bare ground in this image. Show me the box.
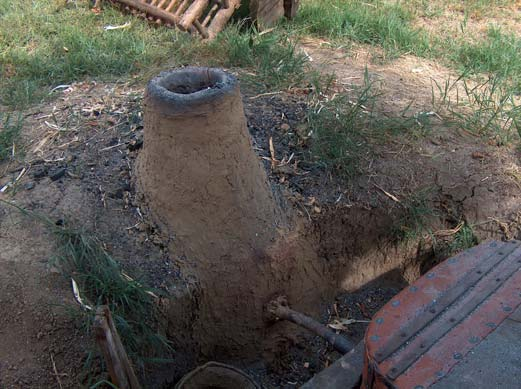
[1,40,521,388]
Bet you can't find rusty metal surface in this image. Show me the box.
[362,240,521,388]
[430,305,521,388]
[374,241,520,363]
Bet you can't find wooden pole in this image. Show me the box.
[94,306,142,389]
[179,0,209,30]
[207,0,240,39]
[115,0,181,25]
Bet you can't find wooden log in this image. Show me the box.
[193,20,210,38]
[179,0,209,30]
[202,3,219,26]
[115,0,181,24]
[94,306,141,389]
[207,0,240,39]
[165,0,180,12]
[174,0,190,16]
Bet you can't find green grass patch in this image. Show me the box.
[433,222,479,259]
[0,1,309,109]
[451,27,521,90]
[52,223,172,372]
[305,70,433,177]
[433,74,521,144]
[0,113,22,161]
[394,189,436,242]
[305,73,375,177]
[293,0,430,58]
[0,1,188,108]
[448,223,478,253]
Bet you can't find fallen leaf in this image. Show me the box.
[327,318,370,331]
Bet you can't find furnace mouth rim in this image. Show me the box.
[147,67,237,108]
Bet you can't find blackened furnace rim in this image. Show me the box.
[146,67,237,110]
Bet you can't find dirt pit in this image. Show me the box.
[2,44,521,388]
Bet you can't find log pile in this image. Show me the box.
[110,0,299,38]
[112,0,240,39]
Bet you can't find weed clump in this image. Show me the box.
[433,74,521,144]
[394,189,437,242]
[452,27,521,91]
[305,70,432,178]
[52,222,172,371]
[0,201,172,377]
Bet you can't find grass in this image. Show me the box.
[0,1,309,109]
[433,74,521,144]
[408,0,517,18]
[0,113,23,161]
[292,0,430,58]
[448,223,478,253]
[0,1,185,109]
[305,70,433,177]
[394,189,437,242]
[450,27,521,91]
[305,72,376,177]
[52,221,173,373]
[210,24,308,91]
[433,222,479,259]
[0,200,172,380]
[292,1,521,101]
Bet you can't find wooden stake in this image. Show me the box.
[94,306,141,389]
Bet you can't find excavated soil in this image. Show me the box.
[2,41,521,388]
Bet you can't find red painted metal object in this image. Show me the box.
[362,240,521,388]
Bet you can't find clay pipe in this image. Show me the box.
[266,296,354,354]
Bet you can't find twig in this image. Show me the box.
[51,354,63,389]
[373,183,400,203]
[100,143,124,152]
[269,137,277,169]
[0,167,28,193]
[433,222,464,237]
[249,91,282,100]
